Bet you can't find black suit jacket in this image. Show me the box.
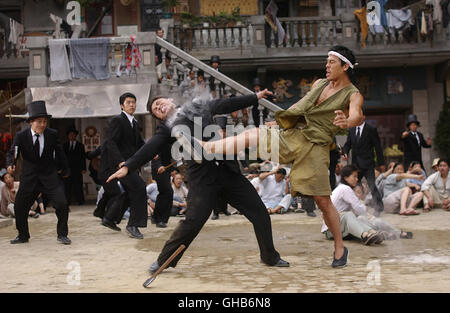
[6,127,70,192]
[63,140,86,175]
[125,94,259,186]
[108,112,145,168]
[401,131,431,166]
[343,123,385,170]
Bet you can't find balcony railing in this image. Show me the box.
[164,14,450,55]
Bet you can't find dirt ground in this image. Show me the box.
[1,204,449,293]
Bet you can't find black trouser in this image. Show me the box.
[301,196,316,213]
[358,167,384,213]
[14,180,69,240]
[110,171,147,228]
[103,179,128,224]
[64,172,85,204]
[213,194,228,215]
[157,167,281,268]
[153,170,173,224]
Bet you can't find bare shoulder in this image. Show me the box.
[349,91,364,104]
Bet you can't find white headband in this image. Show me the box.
[328,51,358,69]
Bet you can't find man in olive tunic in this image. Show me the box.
[198,46,364,267]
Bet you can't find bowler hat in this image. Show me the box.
[406,114,420,127]
[210,55,221,64]
[26,100,52,122]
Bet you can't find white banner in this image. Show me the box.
[30,83,151,118]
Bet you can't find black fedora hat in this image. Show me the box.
[210,55,221,64]
[27,100,52,122]
[406,114,420,127]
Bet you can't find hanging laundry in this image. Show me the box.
[377,0,389,28]
[69,38,111,80]
[426,0,443,23]
[49,39,72,82]
[442,0,450,28]
[387,9,413,31]
[116,35,142,77]
[420,11,428,35]
[354,6,369,48]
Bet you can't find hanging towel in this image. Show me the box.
[387,9,413,30]
[49,39,72,82]
[69,38,111,80]
[421,11,428,35]
[426,0,443,23]
[376,0,389,27]
[354,7,368,48]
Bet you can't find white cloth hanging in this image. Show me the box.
[49,39,72,82]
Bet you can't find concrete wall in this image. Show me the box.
[23,0,68,32]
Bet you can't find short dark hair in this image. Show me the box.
[276,168,286,176]
[148,95,165,120]
[119,92,136,106]
[340,164,358,186]
[393,162,404,172]
[437,159,449,167]
[328,45,357,82]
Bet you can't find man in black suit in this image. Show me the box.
[101,92,147,239]
[107,90,289,273]
[63,127,86,205]
[343,118,385,215]
[149,140,174,228]
[401,114,431,171]
[6,101,71,245]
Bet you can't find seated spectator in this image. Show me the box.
[431,158,440,173]
[146,178,158,217]
[171,173,188,216]
[322,165,384,245]
[421,159,450,212]
[1,172,39,218]
[406,161,427,191]
[258,167,292,214]
[382,163,424,215]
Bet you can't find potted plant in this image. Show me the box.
[181,12,193,28]
[161,0,180,18]
[231,7,244,26]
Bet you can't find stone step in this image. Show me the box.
[0,218,13,228]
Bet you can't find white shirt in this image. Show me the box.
[421,171,450,198]
[410,131,420,145]
[30,129,44,156]
[321,184,367,233]
[259,175,286,204]
[250,177,262,195]
[355,121,365,138]
[122,111,136,127]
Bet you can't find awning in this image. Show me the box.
[30,83,151,118]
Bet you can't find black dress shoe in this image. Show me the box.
[273,258,290,267]
[148,260,160,274]
[307,211,317,217]
[101,218,121,231]
[57,236,72,245]
[332,246,348,268]
[211,214,219,220]
[126,226,143,239]
[149,216,156,224]
[261,258,290,267]
[156,222,167,228]
[10,236,29,244]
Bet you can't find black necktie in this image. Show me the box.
[33,134,40,158]
[356,127,360,142]
[132,120,137,132]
